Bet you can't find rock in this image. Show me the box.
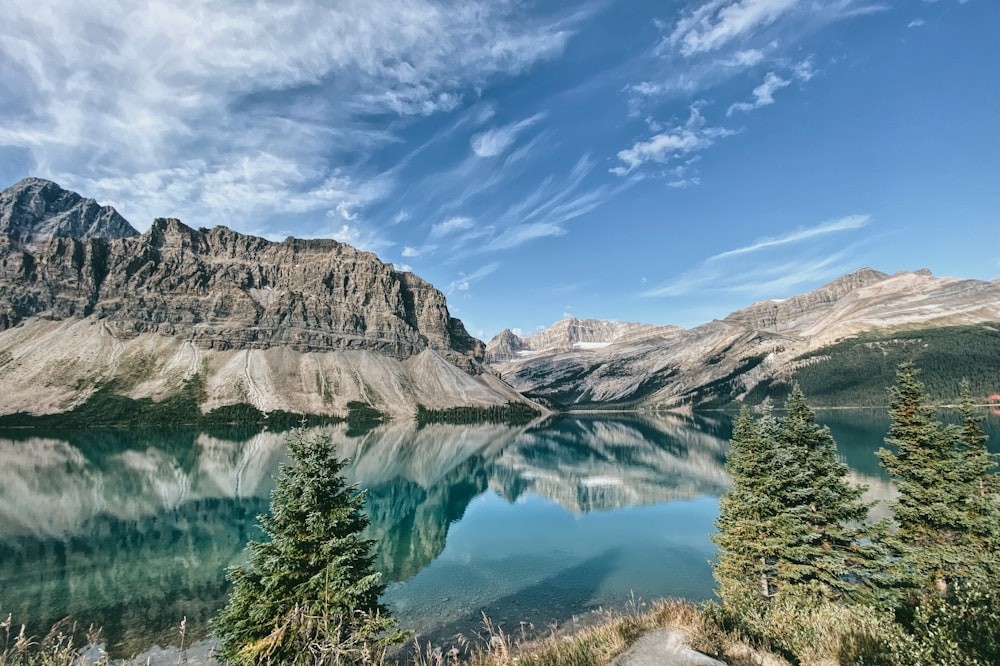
[0,179,530,417]
[490,268,1000,409]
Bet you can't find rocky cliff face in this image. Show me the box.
[491,268,1000,409]
[485,317,674,364]
[0,179,527,417]
[0,178,138,251]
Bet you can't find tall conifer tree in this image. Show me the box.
[878,364,999,595]
[714,387,875,610]
[215,429,403,665]
[777,385,875,602]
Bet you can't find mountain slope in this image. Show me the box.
[0,179,530,418]
[489,269,1000,408]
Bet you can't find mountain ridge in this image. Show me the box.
[488,268,1000,409]
[0,179,532,419]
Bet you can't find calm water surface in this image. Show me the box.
[1,410,996,657]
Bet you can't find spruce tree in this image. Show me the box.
[713,388,875,610]
[712,405,807,608]
[713,406,777,609]
[954,380,1000,581]
[877,364,999,596]
[214,429,403,665]
[776,385,875,603]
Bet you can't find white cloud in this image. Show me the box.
[431,216,475,238]
[0,0,577,232]
[328,222,392,254]
[485,222,566,251]
[643,252,853,298]
[470,113,545,158]
[643,214,871,298]
[792,57,816,82]
[668,177,701,188]
[708,214,870,260]
[612,105,735,176]
[402,246,421,257]
[395,263,413,272]
[726,49,767,67]
[448,262,500,294]
[907,18,926,28]
[727,71,790,115]
[670,0,800,57]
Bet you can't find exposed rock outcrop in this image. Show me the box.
[485,317,676,364]
[490,269,1000,409]
[0,177,138,251]
[0,179,528,417]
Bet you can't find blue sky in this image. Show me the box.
[2,0,997,339]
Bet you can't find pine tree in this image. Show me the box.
[712,404,809,608]
[954,380,1000,581]
[214,429,404,665]
[776,385,875,603]
[877,364,999,596]
[713,406,778,610]
[713,388,876,611]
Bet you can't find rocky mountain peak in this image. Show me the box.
[486,317,659,364]
[0,179,487,371]
[724,267,892,332]
[0,178,138,251]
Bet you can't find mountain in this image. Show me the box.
[0,179,529,419]
[488,269,1000,409]
[485,317,677,364]
[0,177,138,251]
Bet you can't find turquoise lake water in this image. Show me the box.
[1,409,996,657]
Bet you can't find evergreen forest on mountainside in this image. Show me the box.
[742,325,1000,407]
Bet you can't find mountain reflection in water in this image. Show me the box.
[1,408,949,657]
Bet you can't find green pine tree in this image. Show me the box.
[713,388,876,611]
[214,429,405,665]
[775,385,876,603]
[954,380,1000,582]
[877,364,999,597]
[712,406,778,610]
[712,404,809,609]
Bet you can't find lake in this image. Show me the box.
[1,409,997,658]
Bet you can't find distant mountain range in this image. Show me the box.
[2,177,997,419]
[487,269,1000,409]
[0,178,528,419]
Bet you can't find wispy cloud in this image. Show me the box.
[643,252,854,298]
[612,105,735,176]
[470,113,545,158]
[643,214,871,298]
[907,18,926,28]
[727,72,791,115]
[0,0,578,232]
[484,222,566,251]
[448,262,501,293]
[669,0,799,57]
[431,216,475,238]
[707,214,870,260]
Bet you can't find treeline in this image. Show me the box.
[744,325,1000,407]
[0,377,336,429]
[415,402,540,426]
[713,363,1000,664]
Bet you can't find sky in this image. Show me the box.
[1,0,998,340]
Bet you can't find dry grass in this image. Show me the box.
[0,600,804,666]
[406,598,783,666]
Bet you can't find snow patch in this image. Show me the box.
[573,342,612,350]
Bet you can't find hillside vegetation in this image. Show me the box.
[744,325,1000,407]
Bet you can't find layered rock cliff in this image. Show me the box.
[490,269,1000,409]
[0,178,527,418]
[485,317,676,364]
